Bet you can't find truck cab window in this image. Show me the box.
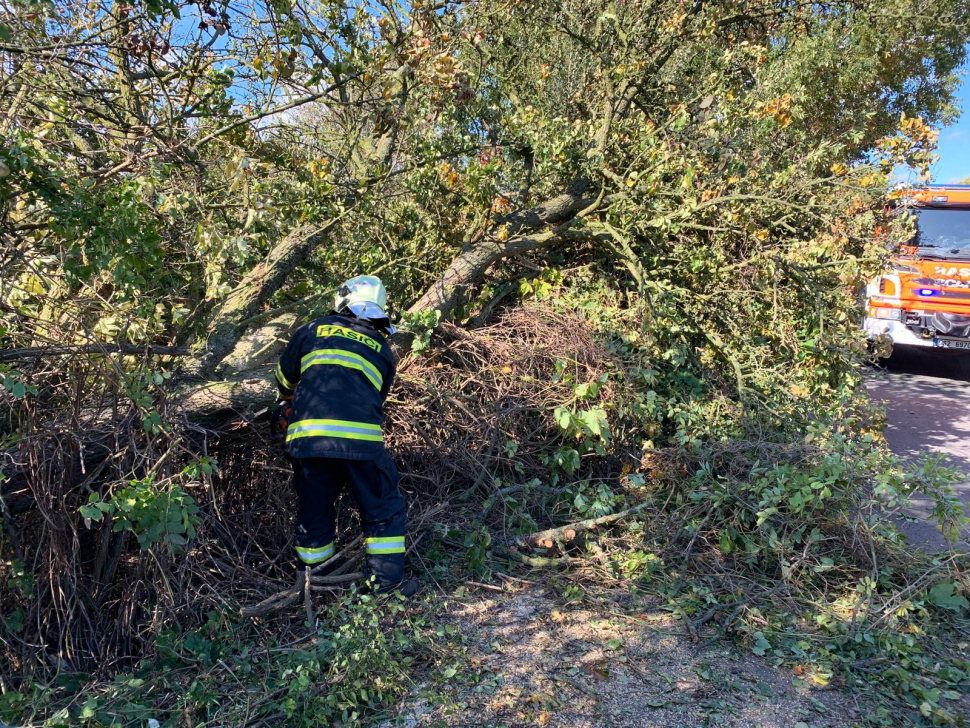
[913,208,970,255]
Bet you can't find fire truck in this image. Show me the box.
[865,184,970,352]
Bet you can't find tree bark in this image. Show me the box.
[217,313,298,377]
[407,178,597,317]
[172,366,277,426]
[186,220,339,379]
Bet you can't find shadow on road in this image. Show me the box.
[869,352,970,474]
[866,347,970,550]
[872,346,970,383]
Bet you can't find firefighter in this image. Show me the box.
[272,275,416,596]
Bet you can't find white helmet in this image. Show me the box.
[334,275,394,332]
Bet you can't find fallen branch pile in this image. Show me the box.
[2,302,644,670]
[235,303,633,615]
[4,299,945,677]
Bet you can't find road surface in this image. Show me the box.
[865,347,970,551]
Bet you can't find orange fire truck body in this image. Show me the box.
[865,185,970,351]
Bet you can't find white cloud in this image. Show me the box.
[941,129,968,142]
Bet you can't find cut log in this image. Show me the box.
[172,366,277,425]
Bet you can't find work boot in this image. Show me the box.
[372,577,419,599]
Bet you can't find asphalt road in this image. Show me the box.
[865,347,970,551]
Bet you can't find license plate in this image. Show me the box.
[933,337,970,349]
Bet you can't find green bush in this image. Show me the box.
[79,478,201,554]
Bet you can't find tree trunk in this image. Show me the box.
[186,220,339,379]
[217,313,298,377]
[172,366,277,426]
[407,178,596,317]
[173,179,601,421]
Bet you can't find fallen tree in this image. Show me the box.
[3,1,970,725]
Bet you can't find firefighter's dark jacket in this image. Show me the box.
[275,313,396,460]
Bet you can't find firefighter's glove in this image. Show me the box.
[271,398,292,440]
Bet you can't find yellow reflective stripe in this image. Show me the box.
[287,429,383,443]
[275,362,296,391]
[300,349,382,391]
[315,324,382,352]
[298,543,335,554]
[288,418,381,431]
[366,536,405,554]
[286,419,383,443]
[295,542,335,564]
[301,348,377,369]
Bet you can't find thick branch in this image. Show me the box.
[172,366,276,425]
[0,344,187,363]
[187,220,339,379]
[217,313,298,377]
[506,501,652,550]
[408,178,596,317]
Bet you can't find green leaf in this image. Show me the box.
[78,699,98,720]
[577,408,610,441]
[751,631,772,656]
[80,505,103,522]
[554,407,573,431]
[813,557,835,573]
[557,448,580,474]
[928,582,969,613]
[4,609,24,633]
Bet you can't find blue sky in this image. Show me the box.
[888,52,970,186]
[932,79,970,184]
[928,59,970,184]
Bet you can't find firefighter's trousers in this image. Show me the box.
[292,452,406,587]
